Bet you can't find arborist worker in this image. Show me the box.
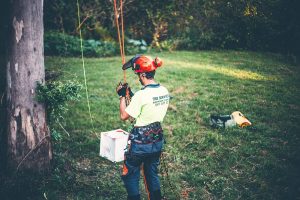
[116,55,170,200]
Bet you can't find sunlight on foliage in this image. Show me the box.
[244,4,258,17]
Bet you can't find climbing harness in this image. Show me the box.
[129,122,163,144]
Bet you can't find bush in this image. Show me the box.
[36,80,82,141]
[125,39,148,54]
[95,41,118,57]
[36,80,82,121]
[175,30,223,50]
[44,32,81,56]
[44,32,118,57]
[159,39,179,51]
[44,32,149,57]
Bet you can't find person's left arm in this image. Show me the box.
[119,97,130,120]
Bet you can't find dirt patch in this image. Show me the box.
[195,113,205,125]
[172,86,186,94]
[187,92,198,100]
[164,125,174,135]
[168,104,178,112]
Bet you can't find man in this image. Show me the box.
[116,55,169,200]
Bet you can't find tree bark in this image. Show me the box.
[0,0,9,174]
[6,0,52,172]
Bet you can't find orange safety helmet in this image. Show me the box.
[122,55,163,73]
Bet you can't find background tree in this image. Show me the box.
[6,0,52,172]
[43,0,299,55]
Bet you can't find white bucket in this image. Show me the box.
[99,129,129,162]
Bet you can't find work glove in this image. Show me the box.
[116,82,134,98]
[128,87,134,97]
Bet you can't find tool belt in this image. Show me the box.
[129,122,163,144]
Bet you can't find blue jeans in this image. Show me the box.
[122,141,163,200]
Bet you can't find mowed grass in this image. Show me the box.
[43,51,300,199]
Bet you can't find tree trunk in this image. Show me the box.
[0,0,9,174]
[6,0,52,172]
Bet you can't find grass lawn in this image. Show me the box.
[17,51,300,199]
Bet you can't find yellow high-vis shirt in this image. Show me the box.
[125,84,169,126]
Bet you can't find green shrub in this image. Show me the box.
[36,80,82,140]
[96,41,118,57]
[44,32,81,56]
[159,39,178,51]
[175,30,220,50]
[36,80,82,120]
[83,39,102,57]
[44,32,149,57]
[125,39,148,54]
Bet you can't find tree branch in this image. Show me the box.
[16,135,50,171]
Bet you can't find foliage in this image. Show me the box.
[44,0,300,55]
[44,32,80,57]
[125,39,148,54]
[44,32,148,57]
[159,39,179,51]
[36,80,82,140]
[44,32,117,57]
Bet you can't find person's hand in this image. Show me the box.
[116,82,134,98]
[128,87,134,97]
[116,82,127,97]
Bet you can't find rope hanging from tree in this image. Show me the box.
[76,0,95,131]
[113,0,131,106]
[113,0,126,78]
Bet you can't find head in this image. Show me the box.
[137,70,156,85]
[122,55,162,86]
[123,55,162,76]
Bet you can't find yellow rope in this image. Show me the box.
[113,0,131,106]
[113,0,126,66]
[77,0,95,131]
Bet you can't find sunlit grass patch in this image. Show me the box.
[165,59,277,81]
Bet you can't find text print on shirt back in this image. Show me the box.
[152,94,169,106]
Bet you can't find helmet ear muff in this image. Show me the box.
[133,63,140,71]
[141,72,146,77]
